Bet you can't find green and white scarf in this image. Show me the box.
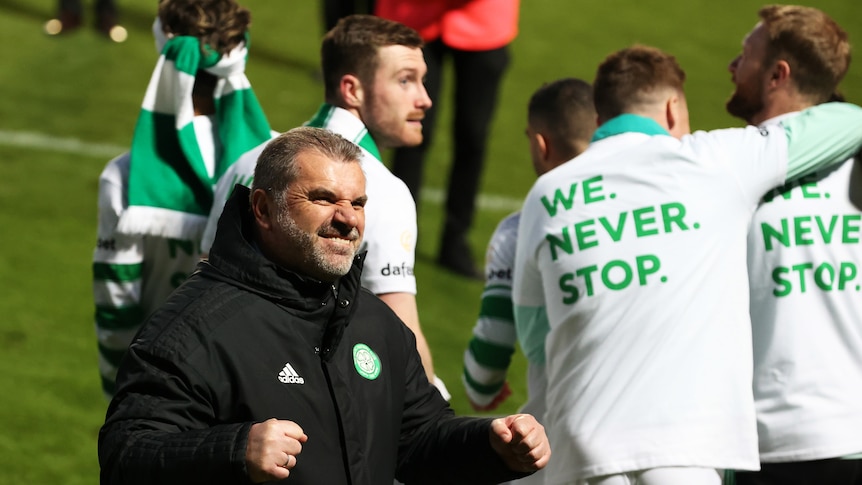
[117,19,271,239]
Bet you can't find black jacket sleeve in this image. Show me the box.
[98,343,254,485]
[393,326,532,485]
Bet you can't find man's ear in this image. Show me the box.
[768,59,791,89]
[529,130,558,174]
[251,188,274,231]
[535,132,550,162]
[665,95,679,132]
[665,90,690,138]
[340,74,364,110]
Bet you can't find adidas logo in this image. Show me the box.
[277,362,305,384]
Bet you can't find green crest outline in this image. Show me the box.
[352,343,381,380]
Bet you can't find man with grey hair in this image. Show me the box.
[202,14,444,394]
[100,127,551,485]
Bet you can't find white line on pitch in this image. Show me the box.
[0,129,127,158]
[0,129,524,212]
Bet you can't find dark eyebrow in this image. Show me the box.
[307,188,338,200]
[307,188,366,206]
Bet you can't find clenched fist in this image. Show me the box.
[489,414,551,473]
[245,418,308,483]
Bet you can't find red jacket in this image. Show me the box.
[376,0,519,51]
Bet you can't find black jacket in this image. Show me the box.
[99,186,527,485]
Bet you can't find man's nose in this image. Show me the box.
[418,83,432,110]
[728,55,740,73]
[333,201,361,228]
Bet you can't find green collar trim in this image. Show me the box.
[591,114,671,142]
[306,103,382,162]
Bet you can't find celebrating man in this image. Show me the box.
[99,127,551,485]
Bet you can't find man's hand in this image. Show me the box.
[489,414,551,473]
[469,381,512,412]
[245,418,308,483]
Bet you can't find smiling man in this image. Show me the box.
[254,143,367,282]
[201,14,443,392]
[99,127,551,485]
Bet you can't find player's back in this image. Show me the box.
[516,124,790,480]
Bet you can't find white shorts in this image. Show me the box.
[579,467,722,485]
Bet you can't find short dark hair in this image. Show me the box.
[251,127,362,209]
[321,14,424,101]
[528,78,596,160]
[758,4,850,103]
[158,0,251,56]
[593,45,686,122]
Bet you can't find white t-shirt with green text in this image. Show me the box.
[748,113,862,463]
[513,104,862,483]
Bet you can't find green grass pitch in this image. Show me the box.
[0,0,859,482]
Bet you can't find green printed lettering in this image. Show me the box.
[582,175,606,204]
[842,215,861,243]
[168,238,195,258]
[546,228,574,262]
[814,263,835,291]
[558,255,667,303]
[772,261,857,296]
[800,179,821,199]
[791,262,815,293]
[763,185,792,203]
[540,183,578,217]
[793,216,814,246]
[660,202,689,232]
[815,215,838,244]
[574,219,598,250]
[602,260,632,290]
[761,220,790,251]
[598,212,627,242]
[764,174,818,202]
[633,206,659,237]
[575,265,599,297]
[636,255,661,285]
[559,273,579,304]
[839,262,857,290]
[772,267,792,297]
